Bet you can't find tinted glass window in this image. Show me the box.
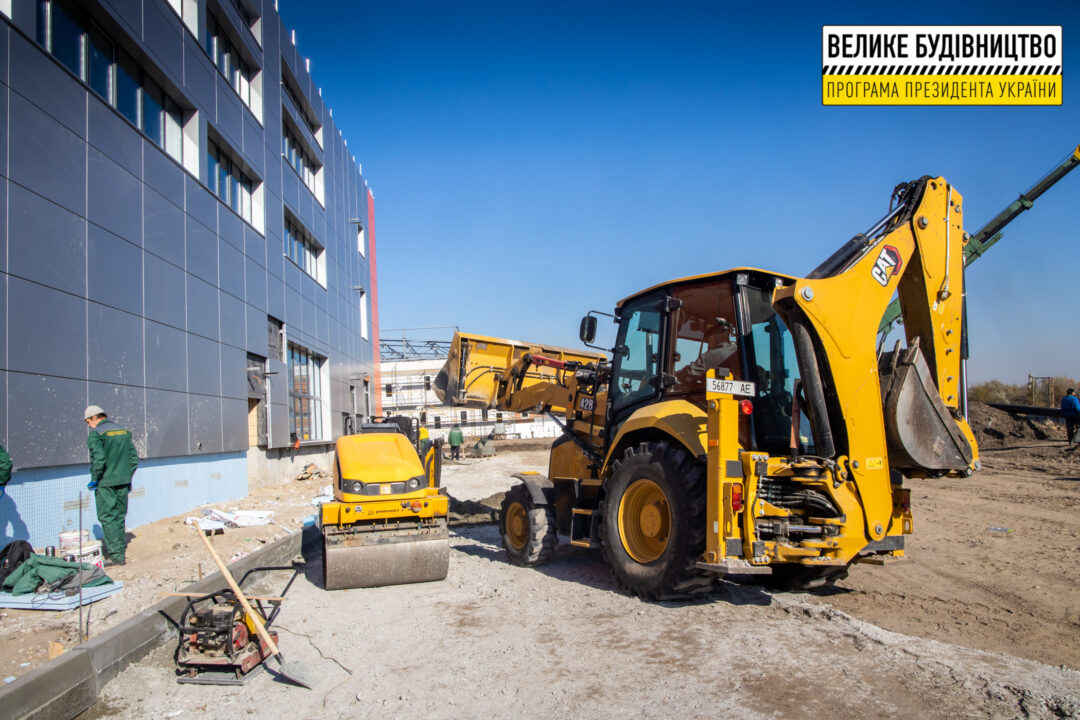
[610,296,663,413]
[745,286,814,454]
[668,280,742,395]
[142,78,164,146]
[87,25,112,100]
[50,0,84,78]
[116,50,140,127]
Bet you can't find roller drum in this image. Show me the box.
[323,519,449,590]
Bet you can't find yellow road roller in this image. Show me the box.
[320,425,448,590]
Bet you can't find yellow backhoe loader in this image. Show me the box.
[436,174,981,598]
[319,422,449,590]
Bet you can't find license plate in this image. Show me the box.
[580,396,596,411]
[706,378,756,397]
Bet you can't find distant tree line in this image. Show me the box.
[968,376,1080,406]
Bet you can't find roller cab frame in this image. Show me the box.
[320,427,449,590]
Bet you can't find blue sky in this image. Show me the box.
[280,1,1079,384]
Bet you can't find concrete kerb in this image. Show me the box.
[0,528,308,720]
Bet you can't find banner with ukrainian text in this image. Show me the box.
[822,25,1062,106]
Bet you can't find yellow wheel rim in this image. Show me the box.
[505,502,529,551]
[618,478,670,563]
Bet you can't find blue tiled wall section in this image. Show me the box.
[0,452,247,548]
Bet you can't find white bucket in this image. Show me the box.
[63,540,104,569]
[58,530,91,551]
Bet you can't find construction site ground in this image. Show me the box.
[0,406,1077,717]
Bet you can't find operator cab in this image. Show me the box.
[594,270,817,457]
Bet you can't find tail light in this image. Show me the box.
[739,399,753,415]
[731,483,744,513]
[410,500,424,512]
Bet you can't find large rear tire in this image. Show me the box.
[600,441,712,600]
[500,483,557,566]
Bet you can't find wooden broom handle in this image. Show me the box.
[194,526,282,656]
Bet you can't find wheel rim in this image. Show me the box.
[618,478,670,563]
[505,502,529,551]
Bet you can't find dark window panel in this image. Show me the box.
[87,23,113,101]
[116,49,140,127]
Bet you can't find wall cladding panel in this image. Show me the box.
[187,333,221,397]
[10,33,86,138]
[144,253,187,330]
[144,188,186,266]
[189,394,222,454]
[145,388,188,458]
[9,94,86,216]
[88,148,142,245]
[186,275,220,342]
[244,256,266,311]
[88,225,143,315]
[7,277,85,380]
[8,182,86,297]
[87,302,144,387]
[219,290,246,349]
[87,97,142,177]
[143,142,185,207]
[219,343,246,400]
[8,372,87,467]
[221,398,247,452]
[185,215,218,285]
[145,320,187,393]
[219,239,245,299]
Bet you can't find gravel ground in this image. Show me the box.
[84,523,1080,720]
[78,436,1080,720]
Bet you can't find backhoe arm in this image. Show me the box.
[775,177,977,541]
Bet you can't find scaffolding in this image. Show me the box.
[1028,374,1055,407]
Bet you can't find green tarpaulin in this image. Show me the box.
[2,555,113,596]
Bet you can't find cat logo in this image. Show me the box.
[871,245,902,287]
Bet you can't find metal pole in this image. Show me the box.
[78,490,84,643]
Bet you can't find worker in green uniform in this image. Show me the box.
[0,443,11,498]
[84,405,138,567]
[448,424,464,460]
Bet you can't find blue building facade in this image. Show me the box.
[0,0,379,547]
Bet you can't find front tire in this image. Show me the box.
[500,483,557,566]
[600,441,712,600]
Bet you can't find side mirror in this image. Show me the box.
[579,315,597,344]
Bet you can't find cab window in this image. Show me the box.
[745,286,815,454]
[668,280,742,395]
[610,296,663,413]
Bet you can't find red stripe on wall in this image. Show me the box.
[368,188,381,416]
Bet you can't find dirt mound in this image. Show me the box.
[448,492,505,526]
[492,437,554,454]
[967,401,1065,448]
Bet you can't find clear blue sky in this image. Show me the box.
[280,1,1079,384]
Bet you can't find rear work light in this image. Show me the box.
[731,483,744,513]
[739,399,753,415]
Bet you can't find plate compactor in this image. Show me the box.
[175,561,302,685]
[320,424,449,590]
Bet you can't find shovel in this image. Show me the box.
[193,526,311,688]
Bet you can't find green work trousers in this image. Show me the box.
[95,484,130,561]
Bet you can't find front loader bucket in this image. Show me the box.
[323,520,449,590]
[879,345,973,473]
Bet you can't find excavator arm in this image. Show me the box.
[434,332,606,416]
[771,176,977,542]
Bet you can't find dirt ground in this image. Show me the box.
[5,410,1080,716]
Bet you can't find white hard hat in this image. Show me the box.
[84,405,106,420]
